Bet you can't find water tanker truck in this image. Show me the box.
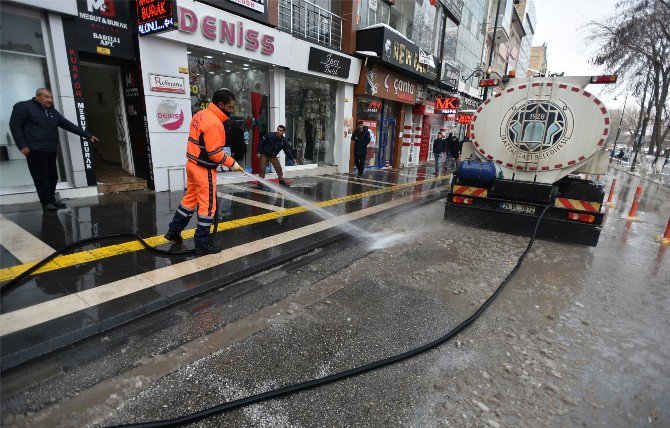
[445,75,618,246]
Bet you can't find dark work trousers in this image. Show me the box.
[26,149,58,205]
[354,154,366,175]
[259,154,284,180]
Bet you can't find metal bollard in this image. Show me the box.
[627,186,643,218]
[607,179,616,206]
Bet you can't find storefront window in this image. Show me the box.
[285,71,337,166]
[0,11,65,188]
[188,49,269,171]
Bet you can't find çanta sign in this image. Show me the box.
[178,7,274,55]
[435,97,459,114]
[75,0,135,59]
[137,0,178,36]
[156,100,185,130]
[149,74,186,94]
[356,65,417,104]
[307,47,351,79]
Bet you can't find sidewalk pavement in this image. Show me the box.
[0,166,449,370]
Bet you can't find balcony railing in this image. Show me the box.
[278,0,343,51]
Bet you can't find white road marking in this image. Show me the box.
[318,175,385,188]
[0,214,55,263]
[216,192,285,212]
[0,186,447,336]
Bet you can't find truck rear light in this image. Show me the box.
[590,75,618,84]
[567,212,595,223]
[479,78,500,87]
[453,196,473,205]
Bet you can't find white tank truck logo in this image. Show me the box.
[500,100,574,162]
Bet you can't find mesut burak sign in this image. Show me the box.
[149,74,186,94]
[75,0,135,59]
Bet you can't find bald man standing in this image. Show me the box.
[10,88,98,211]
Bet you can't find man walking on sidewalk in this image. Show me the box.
[9,88,98,211]
[351,120,371,177]
[256,125,296,189]
[164,88,243,255]
[432,132,447,175]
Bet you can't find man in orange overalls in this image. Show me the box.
[164,88,243,255]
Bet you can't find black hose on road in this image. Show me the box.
[0,198,222,297]
[112,202,554,428]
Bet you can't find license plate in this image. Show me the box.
[500,202,536,214]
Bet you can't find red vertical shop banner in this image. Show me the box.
[419,118,431,162]
[250,92,261,173]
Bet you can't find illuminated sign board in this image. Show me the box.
[457,114,473,124]
[435,97,460,114]
[137,0,178,36]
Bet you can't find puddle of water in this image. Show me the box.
[247,172,407,250]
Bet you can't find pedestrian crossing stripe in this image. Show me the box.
[453,185,488,197]
[0,176,446,283]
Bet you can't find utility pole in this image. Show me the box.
[483,0,503,100]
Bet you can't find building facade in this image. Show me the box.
[529,43,548,76]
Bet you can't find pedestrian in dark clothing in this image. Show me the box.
[447,133,462,168]
[351,120,371,177]
[257,125,296,188]
[432,132,447,175]
[9,88,98,211]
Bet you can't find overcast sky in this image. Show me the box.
[532,0,624,108]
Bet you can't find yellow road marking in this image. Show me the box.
[0,177,445,282]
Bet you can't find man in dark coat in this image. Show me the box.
[446,132,462,168]
[257,125,296,188]
[10,88,98,211]
[432,132,447,175]
[351,120,371,177]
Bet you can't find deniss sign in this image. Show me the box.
[178,6,275,55]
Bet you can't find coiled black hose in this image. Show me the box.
[112,202,554,428]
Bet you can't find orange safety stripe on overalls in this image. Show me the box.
[186,103,235,170]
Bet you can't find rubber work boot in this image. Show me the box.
[42,203,59,211]
[53,201,67,209]
[279,179,290,187]
[194,242,222,256]
[164,230,183,243]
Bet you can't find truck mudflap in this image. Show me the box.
[444,193,604,247]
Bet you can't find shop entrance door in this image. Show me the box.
[81,64,146,192]
[378,118,395,168]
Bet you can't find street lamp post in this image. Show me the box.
[610,91,629,163]
[483,0,503,100]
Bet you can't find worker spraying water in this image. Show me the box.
[164,88,244,255]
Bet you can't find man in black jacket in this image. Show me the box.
[432,132,447,175]
[257,125,296,189]
[351,120,371,177]
[10,88,98,211]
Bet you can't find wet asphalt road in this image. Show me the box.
[1,169,669,427]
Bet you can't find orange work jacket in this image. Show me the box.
[186,103,235,169]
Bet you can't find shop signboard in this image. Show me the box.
[176,5,285,62]
[149,73,186,94]
[137,0,178,36]
[457,113,473,124]
[63,17,96,185]
[356,65,417,104]
[196,0,268,25]
[356,26,437,81]
[307,47,351,79]
[435,97,459,114]
[155,100,186,131]
[75,0,135,59]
